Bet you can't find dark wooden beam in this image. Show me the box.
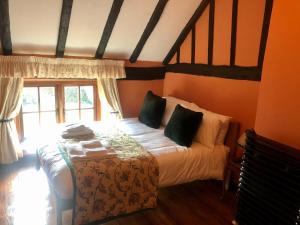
[56,0,73,58]
[191,25,196,64]
[166,63,261,81]
[257,0,273,68]
[0,0,12,55]
[208,0,215,65]
[95,0,124,59]
[121,67,165,80]
[129,0,168,63]
[176,48,180,64]
[163,0,210,65]
[230,0,238,66]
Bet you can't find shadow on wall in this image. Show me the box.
[117,79,164,118]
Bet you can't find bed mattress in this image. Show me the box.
[38,118,229,199]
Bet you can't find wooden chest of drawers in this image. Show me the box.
[235,130,300,225]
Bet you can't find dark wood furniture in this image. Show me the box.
[235,130,300,225]
[222,121,240,196]
[224,159,241,192]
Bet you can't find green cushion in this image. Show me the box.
[164,104,203,147]
[139,91,166,129]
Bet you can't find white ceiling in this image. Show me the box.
[65,0,113,57]
[139,0,202,61]
[10,0,62,54]
[8,0,203,62]
[104,0,159,59]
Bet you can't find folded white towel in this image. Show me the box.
[63,123,93,133]
[62,124,95,139]
[80,140,102,149]
[65,126,93,133]
[64,143,84,156]
[63,129,94,136]
[62,133,95,140]
[64,124,86,132]
[84,147,116,157]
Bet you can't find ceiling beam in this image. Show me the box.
[208,0,215,65]
[176,48,180,64]
[122,67,166,80]
[167,63,261,81]
[95,0,124,59]
[191,24,196,64]
[257,0,273,69]
[129,0,168,63]
[0,0,12,55]
[162,0,210,65]
[56,0,73,58]
[230,0,238,66]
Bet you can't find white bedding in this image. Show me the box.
[38,118,229,199]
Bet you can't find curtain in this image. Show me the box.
[0,56,126,79]
[0,56,126,164]
[0,78,24,164]
[97,78,123,120]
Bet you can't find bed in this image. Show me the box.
[37,97,239,225]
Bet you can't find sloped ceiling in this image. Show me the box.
[8,0,203,62]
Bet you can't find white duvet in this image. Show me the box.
[38,118,229,199]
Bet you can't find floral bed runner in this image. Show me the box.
[61,122,159,225]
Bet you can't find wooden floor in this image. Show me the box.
[0,163,236,225]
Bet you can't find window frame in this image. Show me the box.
[21,85,58,137]
[63,85,96,122]
[18,79,101,140]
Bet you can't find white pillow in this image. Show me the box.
[189,104,222,148]
[215,114,231,145]
[161,96,191,126]
[190,103,231,145]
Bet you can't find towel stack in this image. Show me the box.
[65,140,115,158]
[62,123,95,139]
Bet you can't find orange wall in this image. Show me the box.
[235,0,265,66]
[254,0,300,149]
[164,73,260,133]
[118,60,164,118]
[118,79,164,118]
[175,0,265,66]
[164,0,265,132]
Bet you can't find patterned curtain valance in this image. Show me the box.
[0,56,126,79]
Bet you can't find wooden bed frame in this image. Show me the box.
[48,120,240,225]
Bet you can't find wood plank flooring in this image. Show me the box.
[0,164,236,225]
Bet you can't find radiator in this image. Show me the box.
[235,130,300,225]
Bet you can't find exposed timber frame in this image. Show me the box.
[129,0,168,63]
[0,0,12,55]
[95,0,124,59]
[164,0,274,81]
[56,0,73,57]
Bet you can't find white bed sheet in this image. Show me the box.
[38,118,229,199]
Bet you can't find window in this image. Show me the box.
[20,80,99,138]
[22,86,57,137]
[64,86,95,122]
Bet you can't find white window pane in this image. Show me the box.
[64,86,79,109]
[80,109,94,122]
[40,112,57,128]
[23,113,39,138]
[65,110,80,123]
[80,86,94,109]
[40,87,56,111]
[22,87,38,112]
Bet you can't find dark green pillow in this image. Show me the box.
[164,104,203,147]
[139,91,166,129]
